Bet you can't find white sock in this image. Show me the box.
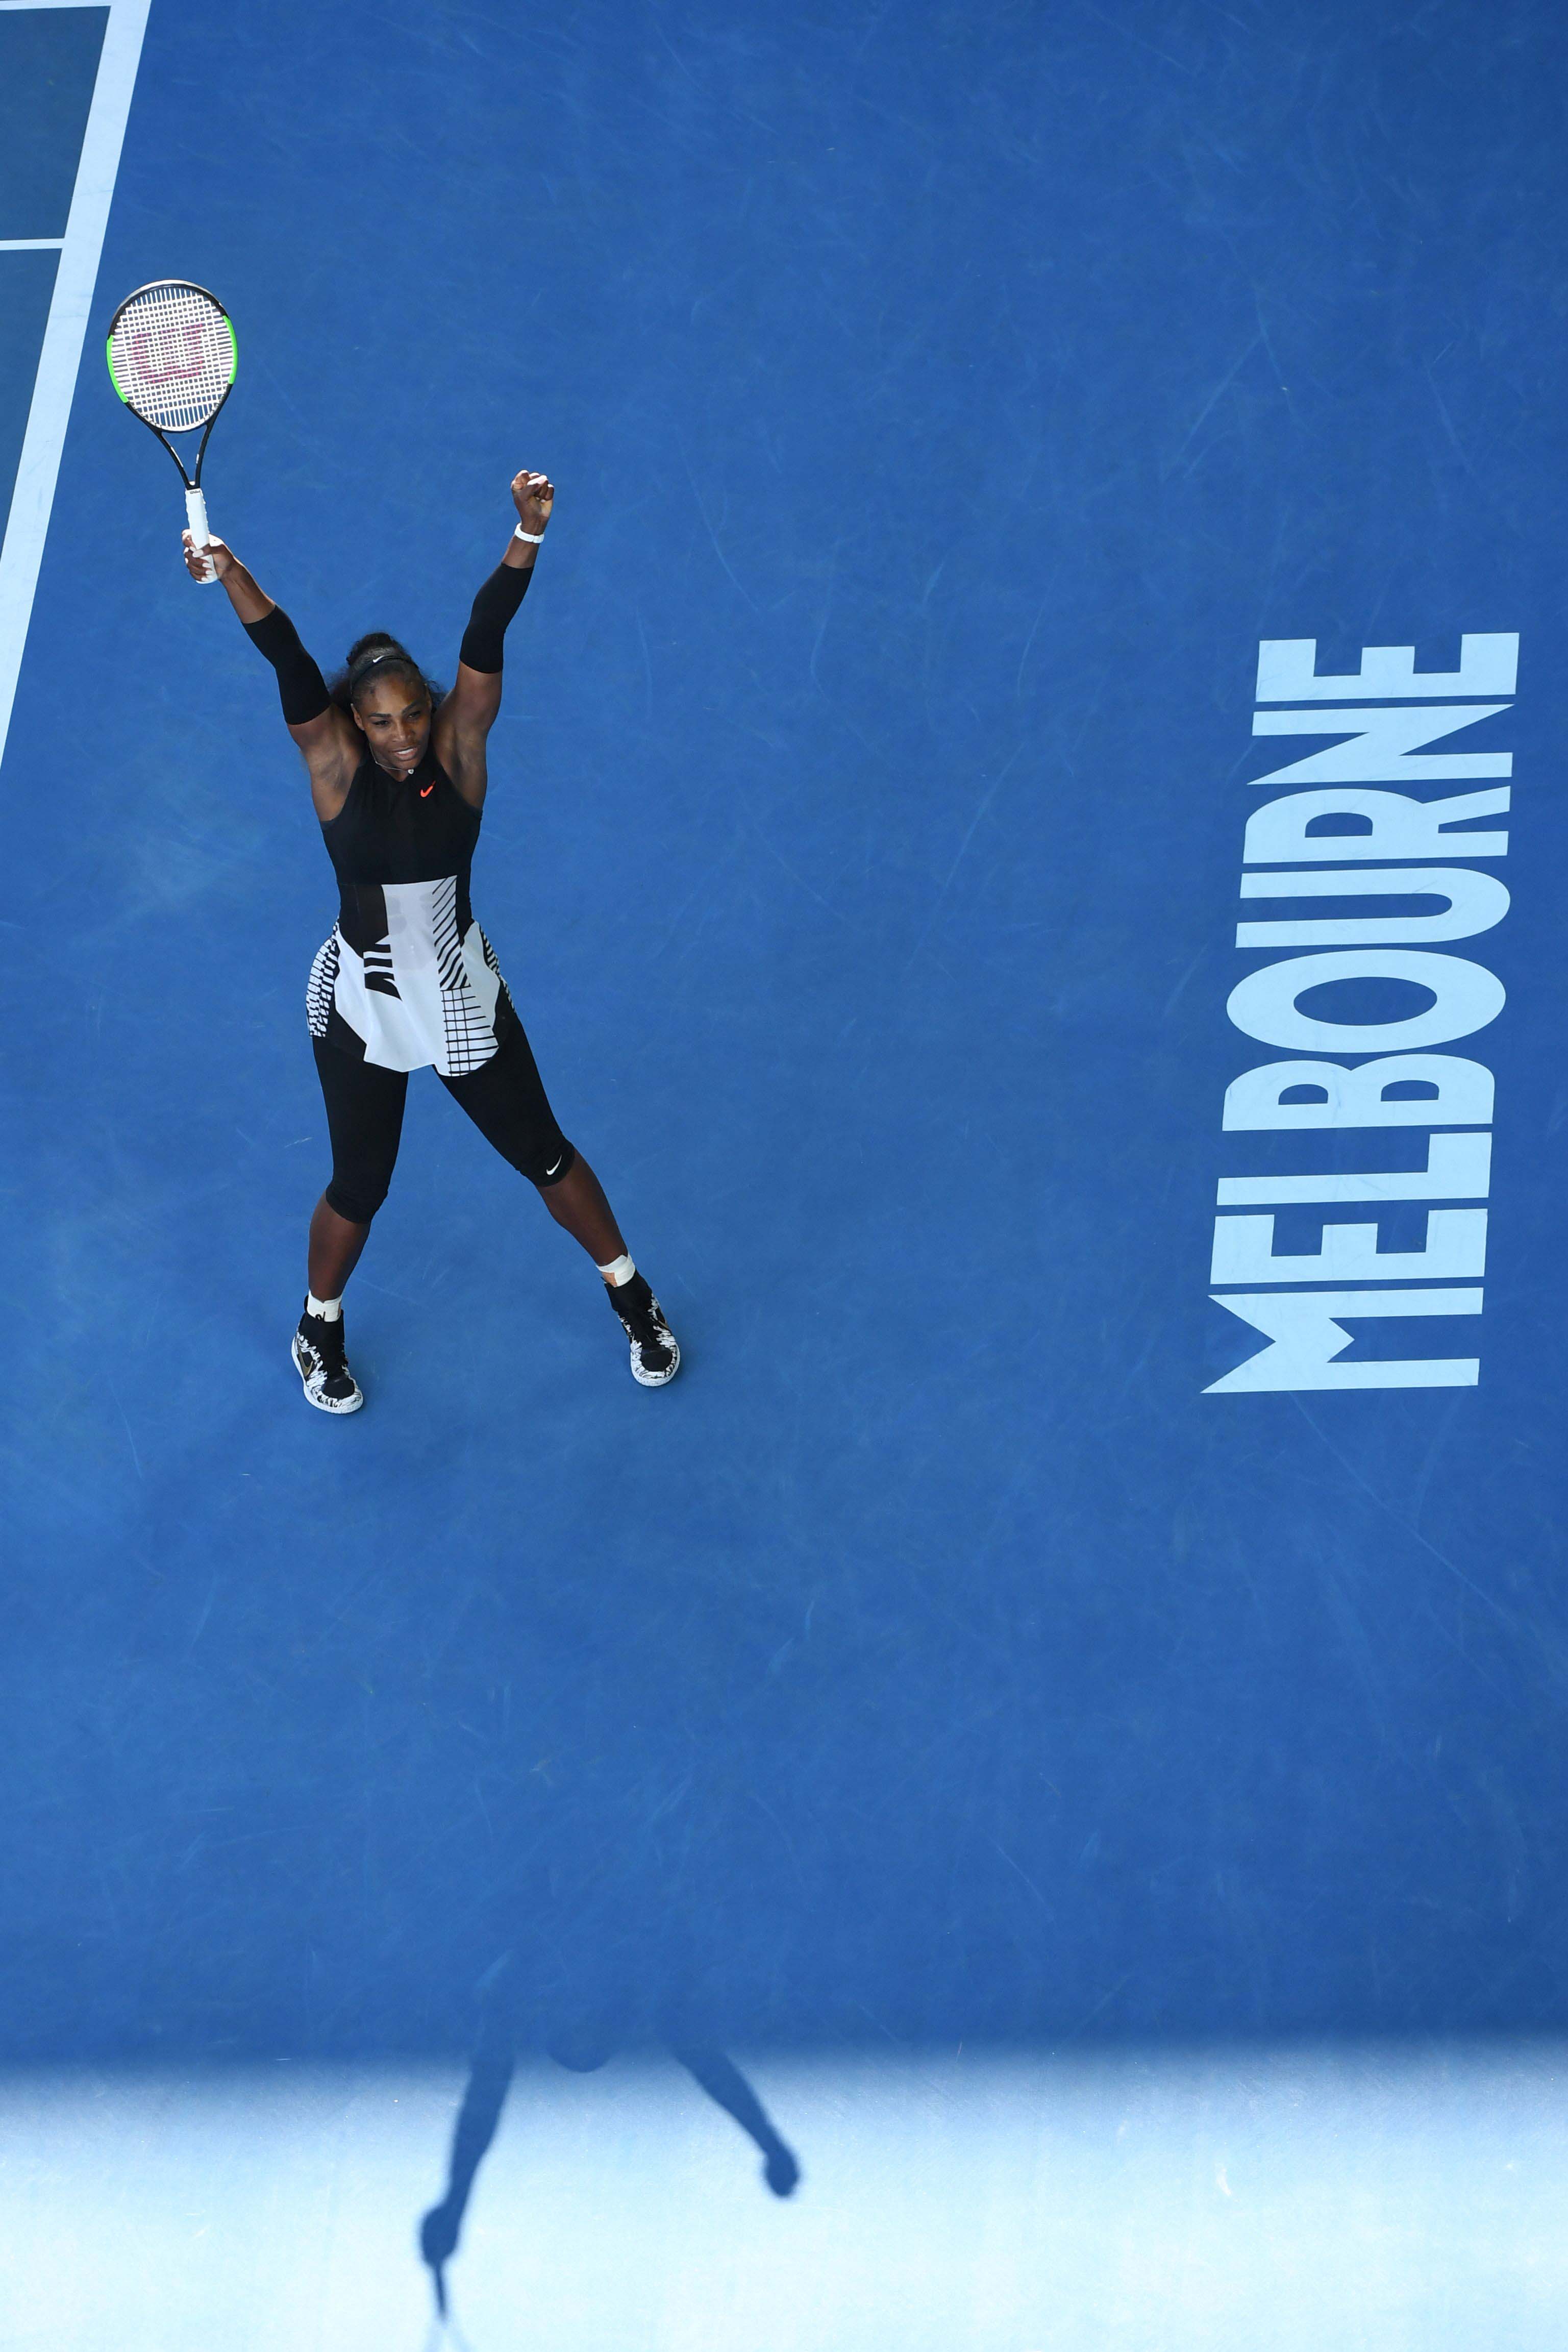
[596,1253,636,1288]
[307,1292,343,1322]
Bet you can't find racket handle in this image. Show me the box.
[185,486,218,585]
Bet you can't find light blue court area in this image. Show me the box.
[0,3,105,646]
[11,2047,1568,2352]
[4,0,1568,2339]
[0,8,104,233]
[0,250,57,516]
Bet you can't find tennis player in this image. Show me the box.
[185,470,680,1414]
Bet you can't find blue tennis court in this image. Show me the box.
[5,2,1568,2343]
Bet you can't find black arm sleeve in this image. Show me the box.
[242,605,331,726]
[458,561,533,675]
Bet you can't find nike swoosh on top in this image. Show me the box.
[419,784,434,797]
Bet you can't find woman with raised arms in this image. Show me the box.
[187,469,679,1414]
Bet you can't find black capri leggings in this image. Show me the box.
[314,1018,576,1226]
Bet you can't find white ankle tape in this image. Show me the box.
[308,1292,342,1322]
[597,1254,636,1288]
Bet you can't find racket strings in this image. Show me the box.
[109,282,234,433]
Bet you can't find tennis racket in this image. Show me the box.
[106,279,237,584]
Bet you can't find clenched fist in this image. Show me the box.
[511,470,553,537]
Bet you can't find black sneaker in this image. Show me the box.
[291,1300,364,1414]
[605,1271,681,1387]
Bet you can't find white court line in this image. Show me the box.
[0,239,67,251]
[0,0,151,774]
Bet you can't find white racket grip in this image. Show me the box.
[185,486,218,584]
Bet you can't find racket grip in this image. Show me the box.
[185,486,218,585]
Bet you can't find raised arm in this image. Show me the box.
[434,469,553,809]
[183,532,360,819]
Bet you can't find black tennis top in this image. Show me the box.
[319,748,482,950]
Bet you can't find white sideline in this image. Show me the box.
[0,0,151,774]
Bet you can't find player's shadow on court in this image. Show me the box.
[416,1908,802,2322]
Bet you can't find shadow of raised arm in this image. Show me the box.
[665,2039,802,2196]
[418,2016,516,2316]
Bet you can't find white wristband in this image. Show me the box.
[513,524,544,544]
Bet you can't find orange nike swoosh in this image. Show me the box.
[419,784,434,797]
